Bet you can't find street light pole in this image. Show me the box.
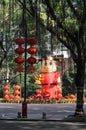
[22,0,27,118]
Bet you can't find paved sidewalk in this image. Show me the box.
[0,103,86,130]
[0,103,86,122]
[0,103,75,120]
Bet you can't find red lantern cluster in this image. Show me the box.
[14,37,25,72]
[14,85,21,100]
[14,37,38,73]
[27,37,38,73]
[3,86,10,100]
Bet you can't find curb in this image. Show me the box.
[0,117,86,122]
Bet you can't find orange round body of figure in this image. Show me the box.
[39,72,61,98]
[35,54,62,98]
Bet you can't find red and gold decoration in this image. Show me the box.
[14,37,25,46]
[14,37,38,73]
[14,37,25,72]
[3,85,22,101]
[14,85,21,100]
[3,85,10,100]
[9,94,14,100]
[15,65,24,72]
[13,37,38,118]
[15,46,25,55]
[14,55,24,64]
[27,37,38,73]
[27,37,38,46]
[27,46,37,54]
[27,65,36,73]
[35,52,62,99]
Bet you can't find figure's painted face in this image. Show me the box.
[41,58,57,72]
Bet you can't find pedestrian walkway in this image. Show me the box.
[0,103,86,130]
[0,103,86,122]
[0,103,74,120]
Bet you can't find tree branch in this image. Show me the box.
[66,0,80,21]
[43,0,79,46]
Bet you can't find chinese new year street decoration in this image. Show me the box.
[14,37,25,72]
[14,37,38,73]
[3,85,21,101]
[27,37,38,73]
[14,36,38,118]
[35,52,62,99]
[3,86,10,100]
[14,85,21,100]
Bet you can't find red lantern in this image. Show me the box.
[14,90,20,95]
[27,37,38,46]
[15,65,24,72]
[36,89,41,95]
[14,56,24,64]
[57,88,62,94]
[14,85,20,90]
[15,46,25,55]
[4,95,9,99]
[57,93,62,99]
[4,90,9,95]
[14,37,25,45]
[64,96,69,99]
[69,94,76,99]
[27,66,36,73]
[3,86,10,99]
[27,46,37,54]
[27,56,36,64]
[9,95,14,99]
[14,95,20,100]
[4,86,10,90]
[45,92,50,97]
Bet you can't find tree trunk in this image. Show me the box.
[74,59,85,116]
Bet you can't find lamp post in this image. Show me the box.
[22,0,27,118]
[14,1,38,118]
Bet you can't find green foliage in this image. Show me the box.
[21,63,41,97]
[26,83,41,97]
[62,67,76,96]
[26,65,41,97]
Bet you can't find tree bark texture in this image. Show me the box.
[75,59,85,116]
